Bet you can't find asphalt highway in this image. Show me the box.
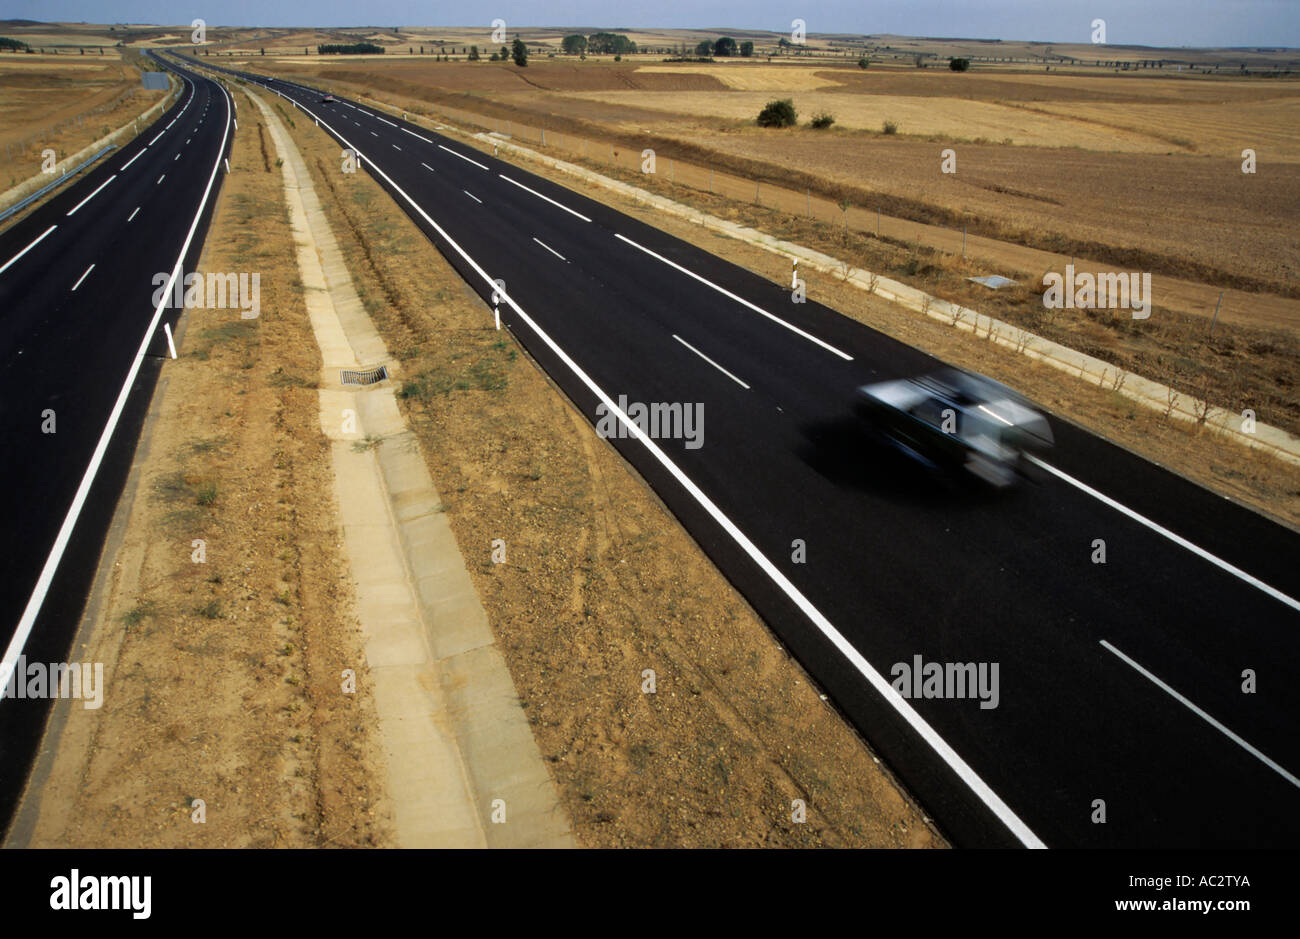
[0,53,234,832]
[211,62,1300,848]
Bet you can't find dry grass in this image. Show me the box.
[279,69,944,848]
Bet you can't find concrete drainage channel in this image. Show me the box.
[248,84,574,848]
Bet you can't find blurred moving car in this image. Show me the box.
[320,94,335,104]
[854,367,1054,487]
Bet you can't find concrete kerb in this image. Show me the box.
[335,90,1299,468]
[0,72,182,218]
[245,84,574,848]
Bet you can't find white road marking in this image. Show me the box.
[120,149,146,170]
[148,131,164,147]
[1027,456,1300,612]
[71,263,94,291]
[463,190,482,204]
[1101,640,1300,788]
[370,131,378,137]
[65,174,117,216]
[2,79,235,714]
[174,153,180,160]
[672,334,751,389]
[403,127,433,143]
[293,100,1044,848]
[0,225,57,275]
[127,206,140,222]
[499,174,591,222]
[532,237,567,261]
[421,162,436,172]
[616,233,854,361]
[157,174,166,184]
[377,116,398,127]
[392,144,401,151]
[439,144,488,170]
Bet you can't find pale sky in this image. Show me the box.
[7,0,1298,48]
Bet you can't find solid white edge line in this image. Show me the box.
[531,236,567,261]
[71,263,94,290]
[463,190,482,204]
[1027,455,1300,612]
[672,333,751,389]
[438,144,488,170]
[499,174,592,222]
[1100,640,1300,788]
[0,224,57,276]
[267,95,1045,849]
[65,174,116,216]
[1,71,234,705]
[616,233,854,361]
[120,149,145,170]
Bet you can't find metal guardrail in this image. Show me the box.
[0,145,116,225]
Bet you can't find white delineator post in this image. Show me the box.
[163,321,177,359]
[792,257,798,289]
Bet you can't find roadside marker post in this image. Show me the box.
[792,257,798,289]
[494,303,500,330]
[163,322,177,359]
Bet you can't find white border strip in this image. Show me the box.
[1,70,234,701]
[255,90,1045,848]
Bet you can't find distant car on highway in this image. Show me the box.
[854,367,1053,487]
[320,94,335,104]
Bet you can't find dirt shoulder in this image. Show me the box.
[268,78,943,847]
[411,109,1300,530]
[10,84,394,848]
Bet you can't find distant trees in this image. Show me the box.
[949,57,971,71]
[587,32,636,54]
[740,40,754,57]
[468,45,480,61]
[562,34,587,55]
[713,37,737,57]
[694,39,712,57]
[511,36,527,67]
[858,56,870,69]
[757,98,797,128]
[318,42,384,55]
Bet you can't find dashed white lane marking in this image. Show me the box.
[615,234,854,361]
[120,149,145,170]
[1101,640,1300,789]
[439,144,488,170]
[65,174,117,216]
[1027,456,1300,612]
[370,131,379,137]
[257,94,1045,848]
[463,190,482,204]
[127,206,140,222]
[377,116,398,127]
[531,237,567,262]
[672,334,751,389]
[392,144,401,151]
[157,174,166,184]
[174,153,180,160]
[421,162,436,172]
[0,225,57,275]
[499,174,591,222]
[148,131,164,146]
[403,127,433,143]
[71,263,95,291]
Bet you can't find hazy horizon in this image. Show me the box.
[5,1,1299,49]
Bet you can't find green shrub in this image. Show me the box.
[882,120,898,135]
[810,112,835,129]
[757,98,797,128]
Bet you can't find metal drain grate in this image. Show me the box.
[340,364,389,386]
